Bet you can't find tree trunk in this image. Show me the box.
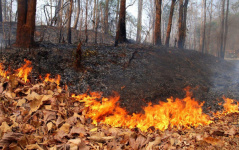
[58,0,63,27]
[15,0,37,48]
[104,0,109,34]
[0,0,2,22]
[94,0,99,44]
[223,0,229,58]
[136,0,143,43]
[178,0,183,48]
[115,0,120,31]
[219,0,225,58]
[85,0,88,43]
[206,0,213,54]
[114,0,126,46]
[73,0,80,29]
[93,0,96,31]
[182,0,189,47]
[199,0,206,53]
[3,0,6,21]
[154,0,162,45]
[165,0,176,47]
[67,0,73,44]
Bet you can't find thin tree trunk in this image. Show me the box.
[67,0,73,44]
[182,0,189,47]
[199,0,206,53]
[115,0,126,46]
[3,0,6,21]
[58,0,63,27]
[136,0,143,43]
[154,0,162,45]
[94,0,99,44]
[15,0,37,48]
[73,0,80,29]
[219,0,225,58]
[104,0,109,34]
[165,0,176,47]
[206,0,213,54]
[85,0,88,43]
[115,0,120,31]
[223,0,229,58]
[178,0,183,48]
[0,0,2,22]
[93,0,96,31]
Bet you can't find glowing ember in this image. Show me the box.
[15,59,32,82]
[44,73,61,85]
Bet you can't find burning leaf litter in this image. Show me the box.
[0,60,238,149]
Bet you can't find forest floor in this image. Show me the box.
[0,42,239,114]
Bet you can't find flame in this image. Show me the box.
[15,59,32,82]
[0,60,238,131]
[44,74,61,85]
[74,90,212,131]
[222,97,239,114]
[0,63,7,77]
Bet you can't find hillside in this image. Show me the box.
[0,43,239,114]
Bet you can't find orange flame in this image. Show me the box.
[44,74,61,85]
[222,97,239,114]
[74,90,212,131]
[15,59,32,82]
[0,63,7,77]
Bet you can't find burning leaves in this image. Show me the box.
[0,60,238,149]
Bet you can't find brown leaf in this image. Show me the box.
[0,132,23,147]
[0,122,11,133]
[146,137,161,150]
[88,135,116,143]
[225,126,237,136]
[70,126,86,136]
[26,144,44,150]
[43,110,56,123]
[203,136,224,146]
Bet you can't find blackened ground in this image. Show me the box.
[1,43,239,114]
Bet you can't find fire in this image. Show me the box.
[0,63,7,77]
[0,60,239,131]
[15,59,32,82]
[74,90,213,131]
[44,73,61,85]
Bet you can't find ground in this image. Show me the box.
[0,42,239,114]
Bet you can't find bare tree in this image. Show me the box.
[206,0,213,54]
[154,0,162,45]
[85,0,88,43]
[136,0,143,43]
[73,0,81,29]
[219,0,225,58]
[104,0,109,34]
[223,0,230,57]
[94,0,99,43]
[199,0,206,53]
[0,0,2,22]
[15,0,37,48]
[178,0,184,48]
[165,0,176,47]
[115,0,127,46]
[67,0,73,44]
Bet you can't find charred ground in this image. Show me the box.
[0,42,239,114]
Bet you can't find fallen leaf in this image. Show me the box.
[88,135,116,143]
[146,137,161,150]
[0,122,11,133]
[26,144,43,150]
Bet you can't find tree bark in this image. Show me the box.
[115,0,127,46]
[104,0,109,34]
[206,0,213,54]
[178,0,184,48]
[115,0,120,30]
[73,0,80,29]
[0,0,2,22]
[67,0,73,44]
[199,0,206,53]
[15,0,37,48]
[223,0,229,58]
[136,0,143,43]
[165,0,176,47]
[219,0,225,58]
[154,0,162,45]
[94,0,99,44]
[182,0,189,47]
[85,0,88,43]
